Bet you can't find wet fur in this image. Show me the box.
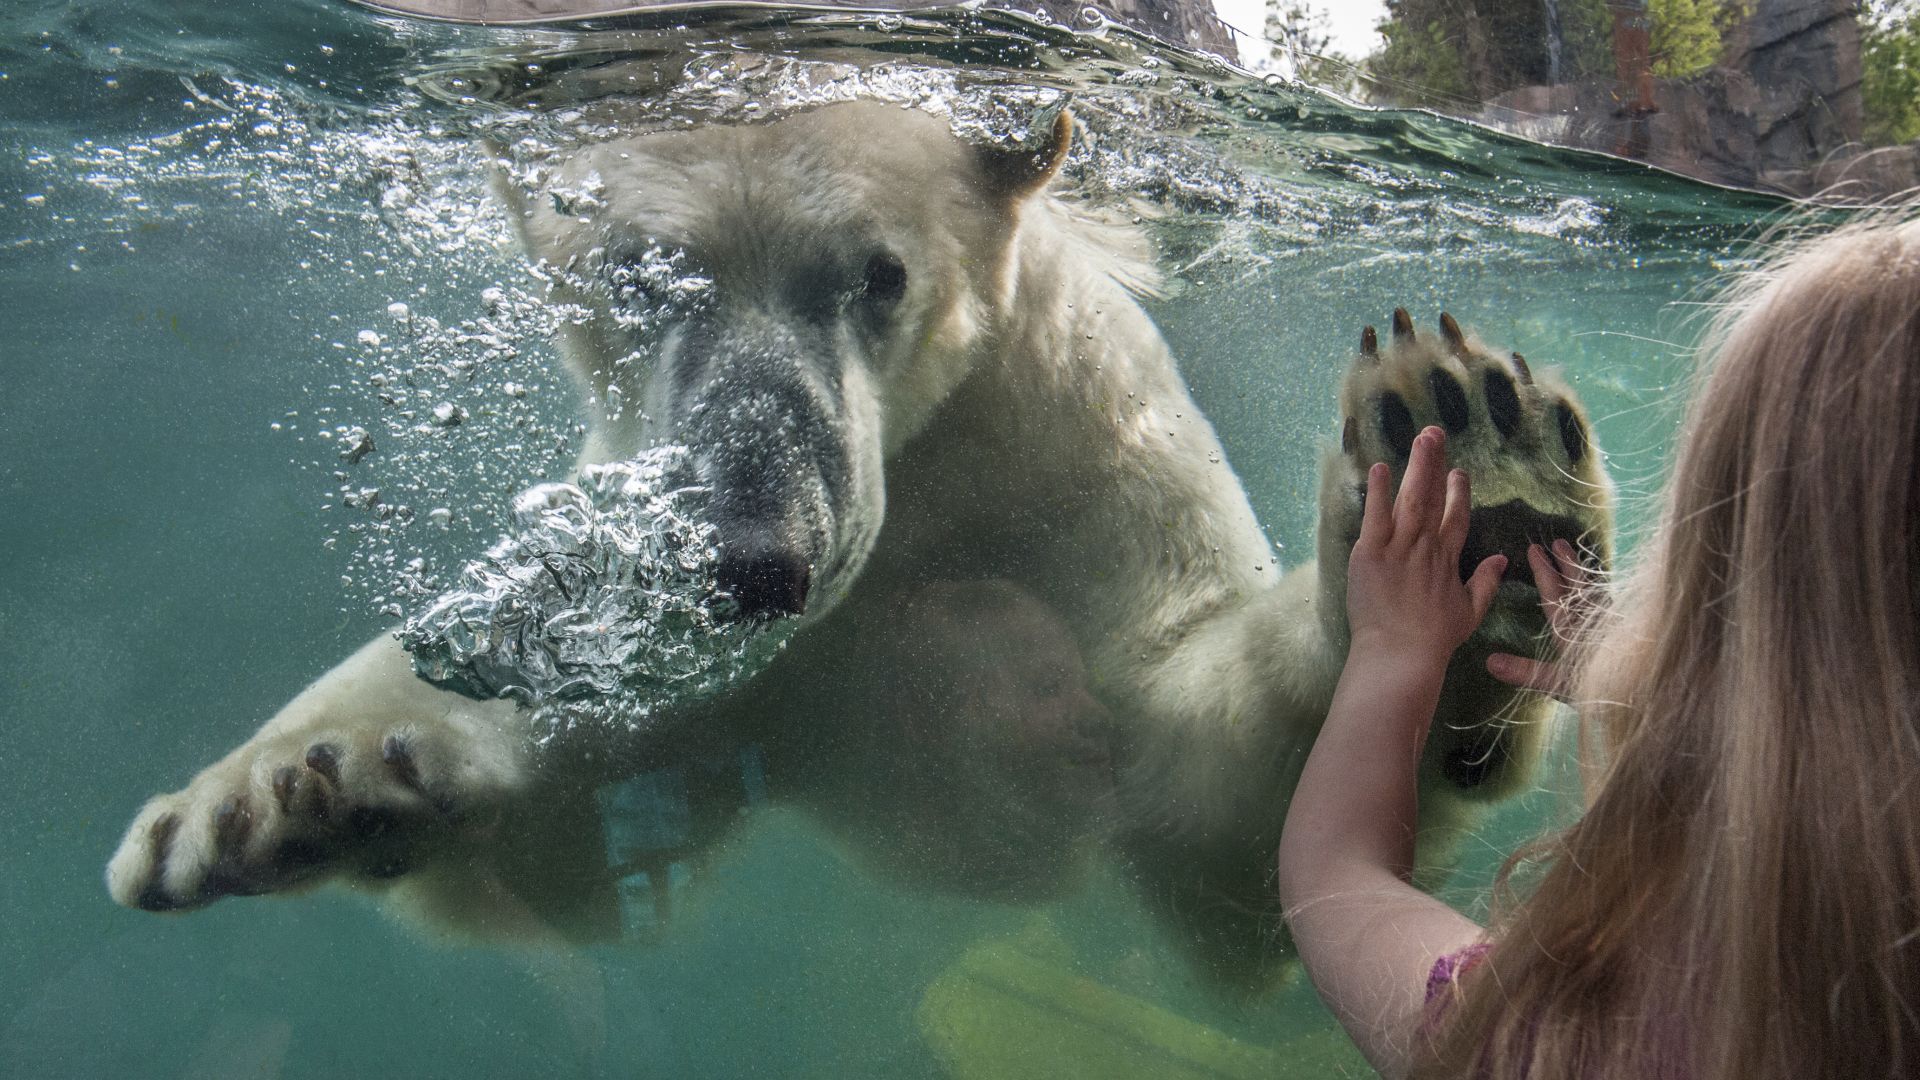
[107,102,1613,990]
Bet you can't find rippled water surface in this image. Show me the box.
[2,2,1794,1076]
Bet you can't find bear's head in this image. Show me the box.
[497,101,1071,622]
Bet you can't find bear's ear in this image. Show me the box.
[975,109,1073,202]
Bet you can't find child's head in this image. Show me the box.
[1613,211,1920,723]
[1420,213,1920,1080]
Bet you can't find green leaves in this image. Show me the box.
[1863,1,1920,145]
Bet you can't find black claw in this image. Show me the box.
[304,743,341,785]
[149,812,179,858]
[1438,312,1467,354]
[1341,415,1357,455]
[1484,369,1523,438]
[213,796,252,853]
[134,814,182,911]
[1360,325,1378,357]
[1390,307,1414,340]
[381,735,424,794]
[1554,400,1589,464]
[1510,352,1533,385]
[1428,369,1470,433]
[273,766,298,812]
[1377,392,1417,460]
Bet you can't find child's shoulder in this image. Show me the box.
[1422,940,1494,1035]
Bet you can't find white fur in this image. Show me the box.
[107,102,1611,987]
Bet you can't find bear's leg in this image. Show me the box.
[106,635,566,918]
[1120,310,1613,993]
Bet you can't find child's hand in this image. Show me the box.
[1486,538,1595,699]
[1346,426,1507,664]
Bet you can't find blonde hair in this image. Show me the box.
[1417,211,1920,1080]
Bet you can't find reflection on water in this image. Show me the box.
[0,2,1804,1076]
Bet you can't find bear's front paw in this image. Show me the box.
[1323,308,1614,642]
[106,718,515,912]
[1315,309,1615,795]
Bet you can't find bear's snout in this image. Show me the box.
[714,543,812,620]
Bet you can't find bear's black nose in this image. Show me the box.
[714,547,812,620]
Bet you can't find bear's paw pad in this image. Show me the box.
[106,727,478,912]
[1326,308,1615,792]
[1335,308,1610,580]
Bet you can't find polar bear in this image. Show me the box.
[106,101,1612,990]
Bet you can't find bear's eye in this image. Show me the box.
[861,252,908,304]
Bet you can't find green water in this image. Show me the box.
[0,3,1789,1076]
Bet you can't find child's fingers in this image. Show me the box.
[1551,539,1593,591]
[1418,429,1449,529]
[1544,538,1599,645]
[1439,466,1472,556]
[1486,652,1566,698]
[1395,427,1448,537]
[1527,543,1565,607]
[1465,553,1507,627]
[1525,542,1584,651]
[1358,462,1393,549]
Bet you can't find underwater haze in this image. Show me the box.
[2,1,1788,1076]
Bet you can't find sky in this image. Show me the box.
[1208,0,1389,69]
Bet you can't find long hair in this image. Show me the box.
[1416,212,1920,1079]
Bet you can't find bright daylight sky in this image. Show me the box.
[1208,0,1389,69]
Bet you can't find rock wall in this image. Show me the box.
[1480,0,1918,198]
[1729,0,1864,177]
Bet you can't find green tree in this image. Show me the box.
[1361,0,1618,107]
[1366,15,1476,106]
[1553,0,1618,84]
[1265,2,1359,93]
[1647,0,1744,78]
[1862,0,1920,144]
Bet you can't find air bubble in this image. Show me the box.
[338,426,375,464]
[400,447,791,729]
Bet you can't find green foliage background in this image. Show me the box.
[1276,0,1920,150]
[1367,15,1475,107]
[1648,0,1745,78]
[1349,0,1739,104]
[1863,0,1920,144]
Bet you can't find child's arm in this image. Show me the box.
[1276,425,1506,1079]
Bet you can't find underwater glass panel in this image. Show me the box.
[1,2,1796,1076]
